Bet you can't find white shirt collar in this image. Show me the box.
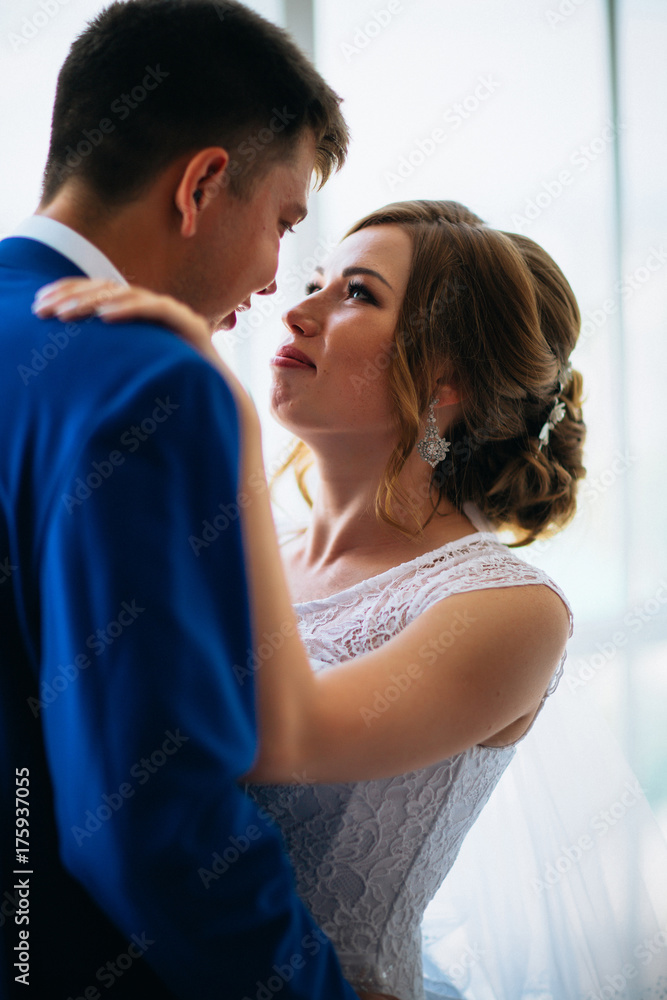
[11,216,128,286]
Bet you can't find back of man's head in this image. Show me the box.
[41,0,349,207]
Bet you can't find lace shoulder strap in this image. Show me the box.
[400,537,573,724]
[406,536,574,640]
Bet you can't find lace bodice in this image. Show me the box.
[248,529,573,1000]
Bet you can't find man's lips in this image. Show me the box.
[271,345,316,370]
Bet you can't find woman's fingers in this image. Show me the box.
[33,278,127,319]
[31,275,255,417]
[33,277,122,304]
[33,278,212,349]
[33,277,111,303]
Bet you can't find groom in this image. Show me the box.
[0,2,362,997]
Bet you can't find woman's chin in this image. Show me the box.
[270,385,306,423]
[268,398,318,442]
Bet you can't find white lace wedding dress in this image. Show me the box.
[248,509,667,999]
[247,514,573,999]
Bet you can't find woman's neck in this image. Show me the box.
[297,439,470,572]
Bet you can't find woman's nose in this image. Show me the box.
[281,298,319,337]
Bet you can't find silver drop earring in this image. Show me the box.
[416,397,451,468]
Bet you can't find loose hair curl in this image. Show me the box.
[277,200,586,546]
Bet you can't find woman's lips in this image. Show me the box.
[271,357,315,370]
[271,346,316,370]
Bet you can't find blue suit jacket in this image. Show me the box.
[0,237,358,999]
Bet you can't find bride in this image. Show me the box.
[34,200,667,999]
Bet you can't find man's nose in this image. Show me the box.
[258,280,277,296]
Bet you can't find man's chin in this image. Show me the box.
[216,311,237,332]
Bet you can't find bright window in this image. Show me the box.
[2,0,664,833]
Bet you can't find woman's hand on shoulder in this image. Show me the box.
[32,277,258,429]
[33,277,212,350]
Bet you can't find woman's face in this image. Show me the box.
[270,224,413,442]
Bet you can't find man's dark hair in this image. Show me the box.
[41,0,349,205]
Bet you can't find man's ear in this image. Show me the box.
[174,147,231,237]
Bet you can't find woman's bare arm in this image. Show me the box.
[35,280,571,786]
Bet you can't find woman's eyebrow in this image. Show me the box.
[342,266,393,290]
[313,264,393,290]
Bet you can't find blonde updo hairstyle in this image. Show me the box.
[278,200,586,546]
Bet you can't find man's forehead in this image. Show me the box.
[276,131,317,207]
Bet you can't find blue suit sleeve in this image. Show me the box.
[38,342,358,999]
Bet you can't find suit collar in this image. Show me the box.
[7,216,128,286]
[0,237,89,282]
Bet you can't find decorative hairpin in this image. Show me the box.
[537,363,573,452]
[538,396,566,451]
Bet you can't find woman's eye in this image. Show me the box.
[280,222,295,237]
[347,280,377,304]
[305,282,321,296]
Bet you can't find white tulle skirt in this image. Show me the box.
[420,670,667,1000]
